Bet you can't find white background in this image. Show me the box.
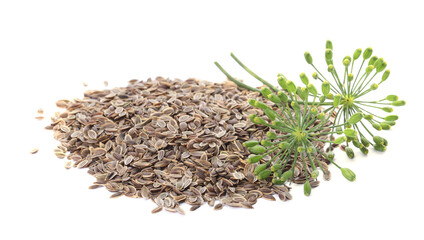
[1,1,423,239]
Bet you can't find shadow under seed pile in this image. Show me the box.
[47,77,324,214]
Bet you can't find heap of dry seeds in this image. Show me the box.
[46,77,326,214]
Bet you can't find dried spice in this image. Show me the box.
[46,77,324,213]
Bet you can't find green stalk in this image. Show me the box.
[230,53,279,92]
[214,62,260,92]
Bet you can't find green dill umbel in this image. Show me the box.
[302,40,405,157]
[214,41,405,192]
[216,55,357,195]
[244,84,357,196]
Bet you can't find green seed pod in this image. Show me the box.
[334,136,347,144]
[325,50,333,65]
[311,169,319,179]
[384,121,396,126]
[277,91,288,102]
[372,122,382,131]
[254,164,267,175]
[261,139,273,147]
[360,147,369,155]
[282,170,293,180]
[374,144,386,152]
[252,116,267,125]
[341,168,356,181]
[386,95,398,101]
[377,61,387,73]
[267,94,282,104]
[307,83,318,96]
[373,136,385,145]
[345,147,354,159]
[266,131,277,139]
[249,114,257,122]
[336,126,343,134]
[380,122,391,130]
[382,138,388,146]
[277,75,287,90]
[304,52,313,64]
[307,146,316,153]
[382,107,393,113]
[271,164,282,172]
[373,58,384,69]
[248,99,257,107]
[286,80,296,93]
[326,40,333,50]
[300,72,309,85]
[353,48,362,60]
[249,145,267,154]
[304,181,311,196]
[384,115,398,121]
[343,58,350,67]
[348,73,354,81]
[327,93,334,99]
[247,155,262,163]
[392,100,406,106]
[261,87,272,99]
[327,64,334,72]
[311,107,318,115]
[363,47,373,59]
[272,178,285,185]
[382,69,390,82]
[368,56,378,66]
[243,140,260,147]
[364,114,373,120]
[327,151,335,160]
[321,81,330,96]
[365,65,375,74]
[264,108,276,121]
[272,120,284,128]
[325,48,333,60]
[319,95,326,103]
[297,87,309,101]
[360,136,370,147]
[333,94,342,107]
[352,139,364,149]
[279,141,290,149]
[371,83,379,90]
[345,123,352,128]
[344,128,357,138]
[312,72,318,79]
[255,101,269,110]
[348,112,364,125]
[346,135,355,142]
[297,146,305,152]
[318,112,325,121]
[257,170,271,180]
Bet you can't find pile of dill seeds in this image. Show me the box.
[45,77,325,214]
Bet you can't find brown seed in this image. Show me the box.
[42,78,329,214]
[88,130,97,139]
[64,161,72,169]
[30,148,39,154]
[151,206,163,214]
[214,203,223,210]
[35,116,44,120]
[104,81,108,87]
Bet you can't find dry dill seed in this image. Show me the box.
[44,77,330,214]
[30,148,39,154]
